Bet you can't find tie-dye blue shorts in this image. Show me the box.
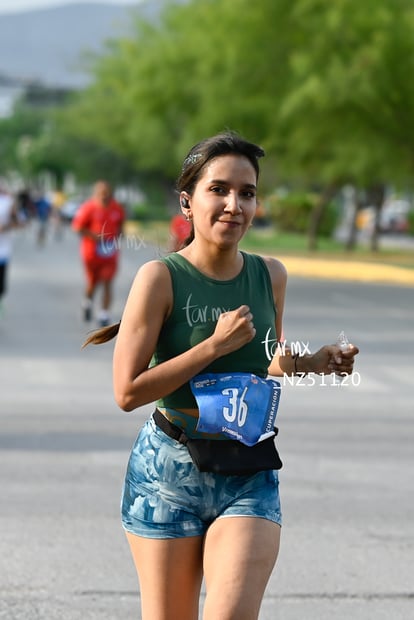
[121,415,282,539]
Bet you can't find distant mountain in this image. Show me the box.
[0,2,161,88]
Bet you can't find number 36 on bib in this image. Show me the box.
[190,373,281,446]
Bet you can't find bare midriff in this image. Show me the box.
[157,407,223,440]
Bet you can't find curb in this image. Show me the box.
[277,255,414,287]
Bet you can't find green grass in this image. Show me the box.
[129,220,170,248]
[240,228,343,252]
[128,220,414,270]
[241,228,414,269]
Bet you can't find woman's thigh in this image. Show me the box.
[202,516,281,620]
[126,531,204,620]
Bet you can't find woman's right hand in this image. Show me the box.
[211,305,256,355]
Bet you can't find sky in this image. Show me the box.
[0,0,142,14]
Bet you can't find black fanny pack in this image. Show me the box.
[153,409,282,476]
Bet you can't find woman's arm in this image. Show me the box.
[263,257,359,377]
[261,256,289,376]
[113,260,257,411]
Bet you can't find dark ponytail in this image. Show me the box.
[82,321,121,348]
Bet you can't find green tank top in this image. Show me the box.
[153,251,277,409]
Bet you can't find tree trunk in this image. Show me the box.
[308,184,338,251]
[367,184,386,252]
[345,188,363,251]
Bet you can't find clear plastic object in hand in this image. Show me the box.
[336,330,350,352]
[334,331,350,383]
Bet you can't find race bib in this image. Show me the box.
[96,239,117,258]
[190,373,281,446]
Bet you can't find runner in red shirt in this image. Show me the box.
[72,180,125,326]
[169,213,192,251]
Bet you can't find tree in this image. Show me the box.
[60,0,291,195]
[269,0,414,249]
[46,0,414,246]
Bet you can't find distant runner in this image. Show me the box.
[72,180,125,326]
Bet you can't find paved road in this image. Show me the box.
[1,225,413,620]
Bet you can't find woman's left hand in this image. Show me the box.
[310,343,359,376]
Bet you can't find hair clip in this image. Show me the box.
[182,153,203,169]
